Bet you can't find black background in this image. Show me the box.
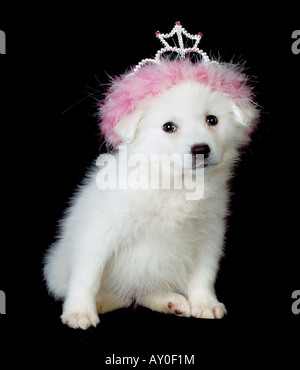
[0,6,299,365]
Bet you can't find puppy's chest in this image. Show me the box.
[107,196,217,289]
[130,197,205,237]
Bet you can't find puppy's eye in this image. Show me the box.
[206,115,218,126]
[163,122,177,133]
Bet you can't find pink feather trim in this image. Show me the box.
[99,59,254,147]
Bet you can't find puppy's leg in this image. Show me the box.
[137,293,191,317]
[61,229,114,330]
[187,242,227,319]
[61,257,102,329]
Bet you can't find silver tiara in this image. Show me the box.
[132,21,217,74]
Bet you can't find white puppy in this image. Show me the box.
[44,59,259,329]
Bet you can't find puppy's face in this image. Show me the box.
[114,81,256,174]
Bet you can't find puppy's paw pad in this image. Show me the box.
[191,302,227,319]
[61,311,100,330]
[166,296,191,317]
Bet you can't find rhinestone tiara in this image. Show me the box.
[132,21,217,74]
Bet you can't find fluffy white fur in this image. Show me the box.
[44,81,258,329]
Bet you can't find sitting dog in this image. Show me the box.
[44,24,259,329]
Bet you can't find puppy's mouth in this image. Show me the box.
[172,154,219,174]
[190,160,217,173]
[190,152,220,173]
[196,164,213,172]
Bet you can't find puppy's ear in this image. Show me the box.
[232,102,259,131]
[113,109,143,144]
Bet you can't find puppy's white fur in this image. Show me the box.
[44,81,257,329]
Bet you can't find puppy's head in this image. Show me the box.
[99,60,259,173]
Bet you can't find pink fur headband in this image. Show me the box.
[99,22,255,147]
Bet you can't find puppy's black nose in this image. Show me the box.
[191,144,210,159]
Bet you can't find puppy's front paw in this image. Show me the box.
[61,310,100,330]
[190,302,227,319]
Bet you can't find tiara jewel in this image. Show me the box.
[132,21,216,74]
